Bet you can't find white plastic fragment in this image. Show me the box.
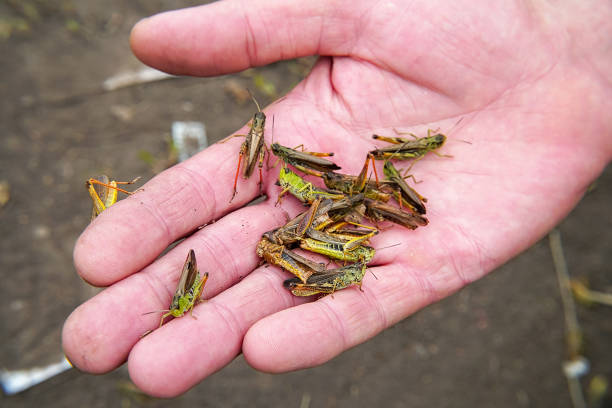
[172,121,208,162]
[0,357,72,395]
[102,67,174,91]
[563,357,590,379]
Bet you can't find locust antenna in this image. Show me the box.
[247,89,261,113]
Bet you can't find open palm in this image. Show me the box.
[62,0,611,397]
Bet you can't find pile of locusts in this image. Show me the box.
[84,94,449,332]
[232,96,443,297]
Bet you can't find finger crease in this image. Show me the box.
[241,9,259,66]
[258,268,299,309]
[208,300,243,340]
[360,284,389,331]
[143,270,174,310]
[173,165,217,223]
[318,300,349,349]
[137,196,173,244]
[199,231,241,283]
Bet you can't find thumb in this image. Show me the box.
[130,0,355,76]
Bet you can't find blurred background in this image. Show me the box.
[1,1,610,406]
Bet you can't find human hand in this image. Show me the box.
[62,0,612,397]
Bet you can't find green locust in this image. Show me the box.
[276,167,345,204]
[299,238,376,264]
[299,224,378,263]
[283,262,368,296]
[143,249,208,334]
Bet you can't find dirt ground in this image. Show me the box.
[1,1,611,407]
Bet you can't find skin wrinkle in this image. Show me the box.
[256,267,302,311]
[359,277,389,331]
[317,299,350,350]
[133,192,173,246]
[198,230,242,287]
[326,58,348,115]
[318,3,353,56]
[241,3,260,68]
[328,71,358,126]
[346,4,368,57]
[207,300,244,343]
[444,222,489,285]
[134,164,219,241]
[399,261,441,303]
[174,164,218,226]
[385,72,416,125]
[282,101,338,153]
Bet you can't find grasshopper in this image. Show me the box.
[299,238,376,264]
[271,143,340,176]
[321,154,392,202]
[369,128,449,162]
[276,167,345,205]
[256,237,325,283]
[225,92,267,201]
[382,161,427,214]
[323,172,392,203]
[306,194,367,231]
[299,222,378,263]
[263,195,366,247]
[262,198,324,246]
[143,249,208,334]
[283,262,368,296]
[86,175,140,221]
[364,198,428,229]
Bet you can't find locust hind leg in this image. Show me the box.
[114,177,142,187]
[257,145,266,195]
[230,142,247,202]
[275,186,291,206]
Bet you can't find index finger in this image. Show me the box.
[75,138,262,286]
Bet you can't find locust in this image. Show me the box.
[256,237,325,283]
[299,222,378,263]
[271,143,340,176]
[364,198,428,229]
[299,238,376,264]
[225,92,267,201]
[306,194,367,232]
[143,249,208,335]
[276,167,345,205]
[262,195,366,248]
[323,172,392,203]
[86,175,140,221]
[321,154,392,202]
[262,198,324,246]
[382,161,427,214]
[369,128,449,162]
[283,262,368,296]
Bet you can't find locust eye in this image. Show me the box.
[282,278,300,288]
[254,112,266,123]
